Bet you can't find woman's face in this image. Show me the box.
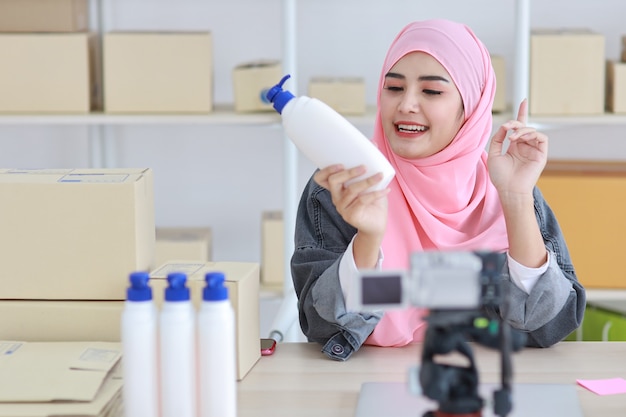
[380,51,464,159]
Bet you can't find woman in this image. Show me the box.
[291,19,585,360]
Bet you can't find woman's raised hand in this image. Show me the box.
[313,164,389,238]
[487,99,548,196]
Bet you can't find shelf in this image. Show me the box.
[530,113,626,129]
[0,105,282,126]
[5,107,624,129]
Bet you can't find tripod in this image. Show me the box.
[418,308,526,417]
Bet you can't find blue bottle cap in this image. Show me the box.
[203,272,229,301]
[127,271,152,301]
[265,74,295,114]
[165,272,190,302]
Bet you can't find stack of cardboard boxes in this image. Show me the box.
[0,168,156,341]
[0,168,153,416]
[529,28,626,115]
[0,169,262,384]
[0,341,124,417]
[0,0,213,114]
[0,0,100,113]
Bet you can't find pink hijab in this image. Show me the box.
[365,19,509,347]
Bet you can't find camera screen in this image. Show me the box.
[361,274,403,305]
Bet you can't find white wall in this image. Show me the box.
[2,0,626,263]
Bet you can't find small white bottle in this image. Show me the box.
[121,271,159,417]
[159,272,196,417]
[266,74,395,192]
[197,271,237,417]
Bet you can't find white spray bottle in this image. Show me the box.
[121,271,159,417]
[159,272,196,417]
[197,271,237,417]
[266,74,395,192]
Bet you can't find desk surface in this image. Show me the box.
[238,342,626,417]
[587,299,626,315]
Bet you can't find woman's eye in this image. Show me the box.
[424,89,442,95]
[384,86,404,92]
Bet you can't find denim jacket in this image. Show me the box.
[291,176,586,361]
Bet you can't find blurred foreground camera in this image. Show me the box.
[351,251,504,312]
[352,251,526,417]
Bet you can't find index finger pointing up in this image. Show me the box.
[516,98,528,125]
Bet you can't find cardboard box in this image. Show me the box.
[529,29,605,115]
[150,261,260,380]
[491,55,507,113]
[0,301,123,342]
[0,0,88,33]
[155,227,212,267]
[308,77,366,115]
[606,60,626,113]
[0,341,122,417]
[0,168,155,300]
[0,33,101,113]
[232,60,282,112]
[261,211,284,289]
[104,32,213,113]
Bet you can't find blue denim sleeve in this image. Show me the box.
[501,186,586,347]
[291,176,381,360]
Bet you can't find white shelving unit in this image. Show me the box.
[2,0,626,339]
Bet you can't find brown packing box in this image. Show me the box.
[0,341,123,417]
[104,31,213,113]
[232,60,282,112]
[0,168,155,300]
[0,32,101,113]
[150,261,260,380]
[0,0,88,32]
[0,301,123,342]
[606,60,626,113]
[491,55,507,113]
[308,76,366,115]
[261,211,284,289]
[155,227,212,267]
[529,29,605,116]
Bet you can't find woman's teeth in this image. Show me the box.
[397,124,427,133]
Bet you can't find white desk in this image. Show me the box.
[238,342,626,417]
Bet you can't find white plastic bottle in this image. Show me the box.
[121,271,159,417]
[159,272,196,417]
[266,74,395,192]
[197,271,237,417]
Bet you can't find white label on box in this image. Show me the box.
[58,174,129,183]
[8,169,74,175]
[0,342,23,355]
[151,263,205,276]
[79,348,120,363]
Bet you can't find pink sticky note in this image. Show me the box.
[576,378,626,395]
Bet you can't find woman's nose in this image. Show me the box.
[398,93,419,113]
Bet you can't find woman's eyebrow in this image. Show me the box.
[385,72,449,83]
[385,72,405,79]
[418,75,450,83]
